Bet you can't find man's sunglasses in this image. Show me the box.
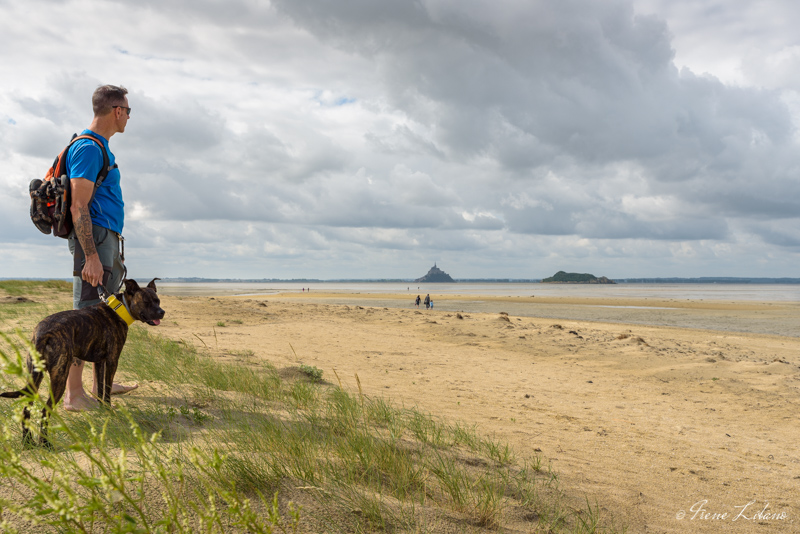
[113,105,131,116]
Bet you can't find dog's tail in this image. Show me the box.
[0,391,24,399]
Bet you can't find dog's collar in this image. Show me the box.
[102,293,135,326]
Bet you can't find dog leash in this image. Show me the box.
[97,284,135,326]
[117,233,128,283]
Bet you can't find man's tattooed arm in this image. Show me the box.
[74,204,97,258]
[70,177,104,286]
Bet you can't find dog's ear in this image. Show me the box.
[147,278,161,292]
[123,279,141,295]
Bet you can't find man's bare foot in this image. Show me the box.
[111,383,139,395]
[89,383,139,397]
[63,394,100,412]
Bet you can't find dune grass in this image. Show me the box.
[0,282,621,533]
[0,279,72,296]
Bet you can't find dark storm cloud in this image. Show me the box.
[269,0,800,236]
[272,0,681,164]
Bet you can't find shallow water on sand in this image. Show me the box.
[158,282,800,302]
[157,282,800,337]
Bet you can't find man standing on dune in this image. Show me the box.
[63,84,138,411]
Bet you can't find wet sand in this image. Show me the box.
[268,292,800,337]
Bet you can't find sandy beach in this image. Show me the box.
[142,291,800,533]
[2,287,798,532]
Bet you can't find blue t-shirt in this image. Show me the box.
[66,129,124,234]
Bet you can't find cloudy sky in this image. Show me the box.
[1,0,799,280]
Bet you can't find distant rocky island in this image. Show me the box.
[541,271,615,284]
[414,264,455,283]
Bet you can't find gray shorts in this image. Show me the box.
[68,225,125,310]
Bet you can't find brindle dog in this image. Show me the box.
[0,278,165,446]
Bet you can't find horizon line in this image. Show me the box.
[4,276,800,284]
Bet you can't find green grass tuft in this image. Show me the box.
[298,363,323,382]
[0,279,72,296]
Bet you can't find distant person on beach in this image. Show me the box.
[424,294,430,309]
[430,299,433,309]
[415,295,421,308]
[64,84,138,411]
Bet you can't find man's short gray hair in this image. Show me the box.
[92,85,128,117]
